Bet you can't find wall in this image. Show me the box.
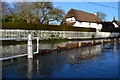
[96,31,120,38]
[1,29,120,39]
[1,29,95,39]
[73,21,102,29]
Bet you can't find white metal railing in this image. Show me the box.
[1,29,120,39]
[0,34,39,61]
[1,35,120,61]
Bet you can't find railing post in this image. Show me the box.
[28,34,33,58]
[36,38,39,53]
[34,37,39,54]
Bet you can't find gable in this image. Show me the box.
[113,22,119,28]
[113,20,120,27]
[66,17,76,22]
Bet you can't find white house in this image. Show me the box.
[62,9,103,31]
[61,9,120,38]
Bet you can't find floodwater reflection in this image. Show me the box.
[65,45,103,64]
[27,59,33,78]
[2,41,119,78]
[26,44,104,78]
[2,44,27,57]
[2,42,67,58]
[113,42,117,53]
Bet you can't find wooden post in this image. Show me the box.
[28,34,33,58]
[57,44,61,50]
[101,40,104,44]
[57,44,60,47]
[108,39,111,42]
[91,40,94,45]
[78,42,81,47]
[114,38,116,41]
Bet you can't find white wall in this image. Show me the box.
[65,17,102,30]
[96,30,120,38]
[113,22,119,28]
[66,17,76,22]
[73,21,102,30]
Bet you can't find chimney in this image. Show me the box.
[94,13,97,15]
[113,16,116,21]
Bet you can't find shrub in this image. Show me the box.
[2,22,96,32]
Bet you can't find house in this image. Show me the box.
[101,22,116,32]
[101,17,120,32]
[61,9,103,31]
[112,17,120,28]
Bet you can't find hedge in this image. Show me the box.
[2,22,96,32]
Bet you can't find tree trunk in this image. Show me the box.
[26,19,30,23]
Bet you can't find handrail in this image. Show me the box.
[0,34,39,60]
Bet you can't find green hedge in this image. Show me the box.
[2,22,96,32]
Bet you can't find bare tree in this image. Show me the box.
[11,2,35,23]
[0,1,2,21]
[95,11,107,21]
[8,2,65,24]
[32,2,65,24]
[1,2,10,18]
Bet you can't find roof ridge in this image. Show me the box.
[70,8,95,16]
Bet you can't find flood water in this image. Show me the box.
[2,41,119,79]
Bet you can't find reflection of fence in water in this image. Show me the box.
[2,44,27,57]
[1,40,106,58]
[2,38,119,58]
[2,42,67,57]
[67,45,103,64]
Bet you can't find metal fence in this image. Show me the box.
[1,29,120,39]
